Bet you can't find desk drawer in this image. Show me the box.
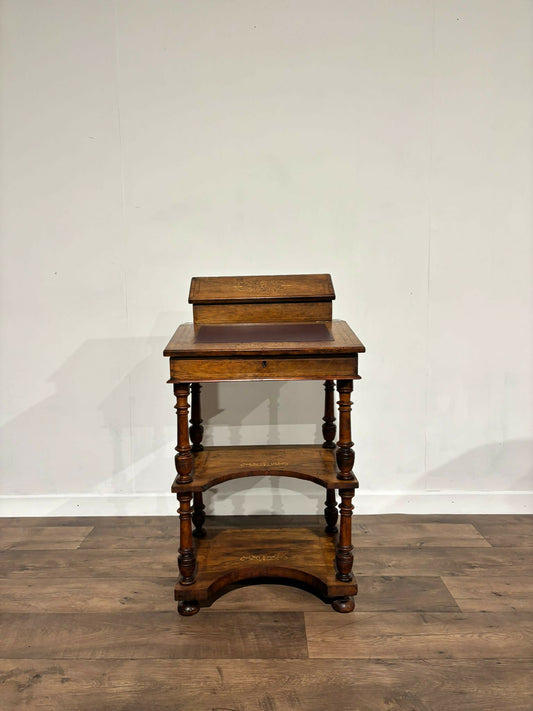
[169,356,358,382]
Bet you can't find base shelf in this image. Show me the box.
[172,444,359,493]
[174,521,358,610]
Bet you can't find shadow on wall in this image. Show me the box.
[201,381,284,446]
[207,438,533,516]
[199,379,324,446]
[0,332,324,504]
[372,438,533,515]
[423,439,533,492]
[1,336,167,498]
[2,329,530,515]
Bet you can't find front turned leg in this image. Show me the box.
[189,383,204,452]
[192,492,206,538]
[177,493,196,585]
[335,489,354,582]
[174,383,193,484]
[336,380,355,481]
[322,380,336,448]
[324,489,338,533]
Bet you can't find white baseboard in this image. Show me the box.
[0,490,531,517]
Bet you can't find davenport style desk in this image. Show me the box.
[163,274,365,615]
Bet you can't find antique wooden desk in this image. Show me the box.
[163,274,365,615]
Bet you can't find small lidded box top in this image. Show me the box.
[189,274,335,325]
[189,274,335,304]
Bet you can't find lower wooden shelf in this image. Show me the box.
[171,444,359,492]
[174,521,358,613]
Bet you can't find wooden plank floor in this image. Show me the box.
[0,514,531,710]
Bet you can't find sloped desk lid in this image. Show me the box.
[188,274,335,304]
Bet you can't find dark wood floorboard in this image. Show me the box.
[441,576,533,611]
[0,514,531,711]
[0,526,93,551]
[1,659,532,711]
[0,548,176,578]
[0,611,307,659]
[0,578,177,613]
[208,575,460,612]
[305,610,532,659]
[78,524,179,549]
[352,521,491,547]
[467,517,533,547]
[355,545,533,576]
[0,575,459,614]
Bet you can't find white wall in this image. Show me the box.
[1,0,531,516]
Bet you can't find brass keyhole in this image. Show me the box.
[262,360,267,367]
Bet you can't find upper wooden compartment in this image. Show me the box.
[189,274,335,304]
[189,274,335,324]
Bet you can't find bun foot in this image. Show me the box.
[177,600,200,616]
[332,596,355,613]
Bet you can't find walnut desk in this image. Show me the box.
[163,274,365,615]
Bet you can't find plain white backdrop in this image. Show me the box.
[0,0,531,516]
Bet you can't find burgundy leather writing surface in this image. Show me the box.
[195,323,333,343]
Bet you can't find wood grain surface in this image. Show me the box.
[188,274,335,304]
[171,444,359,493]
[1,514,531,711]
[163,319,365,357]
[168,354,359,382]
[172,524,358,604]
[2,658,532,711]
[193,300,332,324]
[0,526,93,550]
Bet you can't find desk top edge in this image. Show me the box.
[163,319,365,357]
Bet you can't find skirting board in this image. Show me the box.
[0,491,531,517]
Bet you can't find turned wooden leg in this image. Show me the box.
[322,380,336,449]
[189,383,204,452]
[174,383,193,484]
[336,380,355,481]
[335,489,354,582]
[192,491,206,538]
[324,489,338,533]
[177,493,196,585]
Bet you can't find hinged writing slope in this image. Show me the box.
[189,273,335,324]
[189,273,335,304]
